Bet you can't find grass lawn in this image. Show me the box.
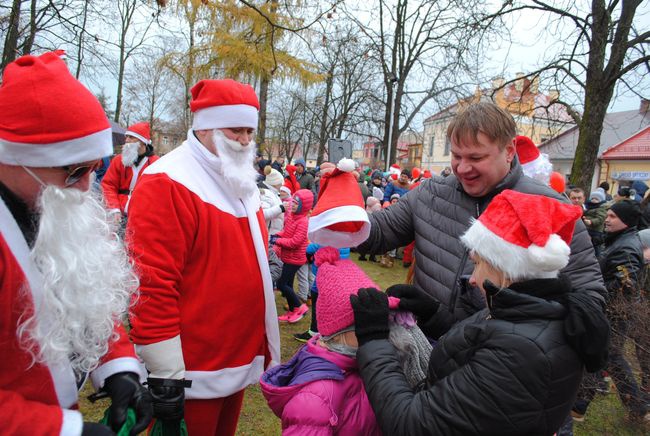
[80,257,647,435]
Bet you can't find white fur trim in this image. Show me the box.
[521,153,553,185]
[337,158,355,173]
[136,336,185,379]
[90,356,147,389]
[0,127,113,167]
[125,130,151,145]
[308,205,371,248]
[460,219,569,281]
[0,199,78,408]
[60,409,83,436]
[185,356,266,399]
[192,104,258,130]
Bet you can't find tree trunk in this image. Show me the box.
[257,75,270,152]
[2,0,22,71]
[114,46,126,122]
[21,0,38,56]
[316,71,334,165]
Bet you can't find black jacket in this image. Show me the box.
[358,158,605,326]
[357,278,592,436]
[600,227,643,299]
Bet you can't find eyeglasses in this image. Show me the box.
[59,160,101,186]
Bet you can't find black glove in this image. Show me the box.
[103,372,153,436]
[269,234,280,245]
[82,422,115,436]
[350,288,390,346]
[279,203,285,213]
[386,284,440,322]
[148,378,191,422]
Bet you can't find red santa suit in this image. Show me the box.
[101,154,158,214]
[0,198,143,435]
[127,132,281,397]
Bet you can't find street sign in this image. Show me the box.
[611,171,650,181]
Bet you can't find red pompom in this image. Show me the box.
[314,246,341,267]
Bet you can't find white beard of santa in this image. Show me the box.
[121,141,140,167]
[213,129,258,199]
[17,185,138,373]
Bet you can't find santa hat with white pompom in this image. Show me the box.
[308,158,370,248]
[460,189,583,281]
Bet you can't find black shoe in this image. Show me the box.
[369,255,378,262]
[358,255,367,261]
[402,262,412,268]
[293,330,315,343]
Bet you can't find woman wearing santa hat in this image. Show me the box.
[349,190,610,435]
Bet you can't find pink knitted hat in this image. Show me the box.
[315,247,380,336]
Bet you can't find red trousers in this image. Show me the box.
[184,390,245,436]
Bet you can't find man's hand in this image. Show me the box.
[350,288,390,346]
[147,378,190,422]
[386,284,440,322]
[103,372,153,436]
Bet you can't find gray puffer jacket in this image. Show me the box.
[358,159,605,325]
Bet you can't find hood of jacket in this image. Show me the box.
[292,188,314,216]
[260,337,356,417]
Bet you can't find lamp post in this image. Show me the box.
[385,73,399,171]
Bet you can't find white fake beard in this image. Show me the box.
[121,142,139,167]
[17,185,138,373]
[213,129,258,198]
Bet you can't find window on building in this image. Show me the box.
[429,134,435,156]
[443,137,451,156]
[162,136,169,146]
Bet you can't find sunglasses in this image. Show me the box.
[59,160,101,186]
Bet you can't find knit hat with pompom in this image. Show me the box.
[315,247,380,336]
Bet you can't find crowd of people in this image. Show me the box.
[0,50,648,436]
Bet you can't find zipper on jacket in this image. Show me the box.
[449,202,480,314]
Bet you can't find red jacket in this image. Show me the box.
[0,199,142,435]
[275,189,313,265]
[127,133,281,399]
[101,154,158,213]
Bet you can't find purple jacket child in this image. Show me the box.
[260,337,381,435]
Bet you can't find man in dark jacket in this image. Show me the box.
[574,200,648,421]
[358,102,605,336]
[294,157,315,192]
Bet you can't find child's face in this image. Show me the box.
[280,191,290,200]
[468,252,509,294]
[291,198,299,213]
[390,198,398,205]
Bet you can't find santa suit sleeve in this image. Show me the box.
[90,323,145,388]
[101,156,125,214]
[0,391,83,436]
[126,174,195,379]
[275,217,308,250]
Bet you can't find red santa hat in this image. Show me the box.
[190,79,259,130]
[460,190,582,281]
[308,158,370,248]
[515,135,553,185]
[389,163,401,180]
[0,51,112,167]
[125,122,151,144]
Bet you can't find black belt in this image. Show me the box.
[118,189,131,195]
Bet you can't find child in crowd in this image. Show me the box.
[380,194,401,267]
[273,189,313,323]
[262,247,430,434]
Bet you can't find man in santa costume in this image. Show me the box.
[127,78,281,435]
[0,51,151,435]
[101,122,158,222]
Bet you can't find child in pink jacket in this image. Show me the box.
[260,247,382,435]
[273,188,313,323]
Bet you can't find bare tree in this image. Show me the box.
[482,0,650,191]
[343,0,492,169]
